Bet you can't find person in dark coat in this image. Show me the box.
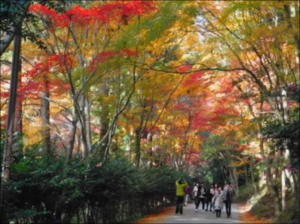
[205,183,215,211]
[198,182,207,212]
[223,181,234,218]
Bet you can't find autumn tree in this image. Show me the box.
[184,0,299,213]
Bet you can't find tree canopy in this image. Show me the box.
[0,1,299,223]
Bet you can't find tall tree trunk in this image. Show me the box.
[272,183,282,216]
[265,150,281,215]
[85,97,92,150]
[99,82,109,161]
[258,126,273,194]
[284,2,300,65]
[79,111,88,157]
[72,96,88,158]
[250,156,257,194]
[229,168,239,197]
[41,74,51,155]
[66,119,77,163]
[147,132,153,168]
[0,27,21,224]
[78,71,89,157]
[14,59,22,134]
[287,140,299,212]
[135,127,141,168]
[158,133,167,167]
[280,89,290,210]
[13,59,23,153]
[281,168,286,210]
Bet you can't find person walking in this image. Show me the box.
[211,183,218,213]
[198,182,207,212]
[192,182,200,212]
[206,183,215,211]
[214,185,224,218]
[223,181,234,218]
[175,177,187,214]
[184,184,190,206]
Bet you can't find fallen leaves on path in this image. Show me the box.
[131,206,175,224]
[238,203,272,223]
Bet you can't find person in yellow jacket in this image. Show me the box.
[175,177,188,214]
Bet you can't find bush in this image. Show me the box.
[233,183,253,203]
[7,151,185,223]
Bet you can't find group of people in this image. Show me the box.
[175,178,233,218]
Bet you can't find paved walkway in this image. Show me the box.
[139,202,243,223]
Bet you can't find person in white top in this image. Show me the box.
[211,183,218,212]
[192,182,200,212]
[214,186,224,218]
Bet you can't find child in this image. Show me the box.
[184,185,190,206]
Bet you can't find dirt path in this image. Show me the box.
[132,202,273,223]
[132,202,243,223]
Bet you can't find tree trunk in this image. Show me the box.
[14,59,22,134]
[280,87,290,210]
[287,140,299,212]
[250,156,257,194]
[77,107,88,157]
[85,97,92,150]
[41,74,51,155]
[265,157,281,215]
[13,59,23,153]
[230,168,239,197]
[66,119,77,163]
[147,132,153,168]
[0,28,21,224]
[281,169,286,210]
[99,82,109,161]
[283,2,300,65]
[78,71,90,157]
[272,183,282,216]
[260,138,281,215]
[99,109,109,161]
[135,127,141,167]
[158,133,167,167]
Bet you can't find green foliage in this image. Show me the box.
[0,1,66,52]
[139,166,179,196]
[274,196,299,224]
[8,149,64,223]
[234,184,253,203]
[7,148,185,223]
[145,2,178,43]
[0,0,30,14]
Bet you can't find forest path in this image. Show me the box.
[132,202,246,223]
